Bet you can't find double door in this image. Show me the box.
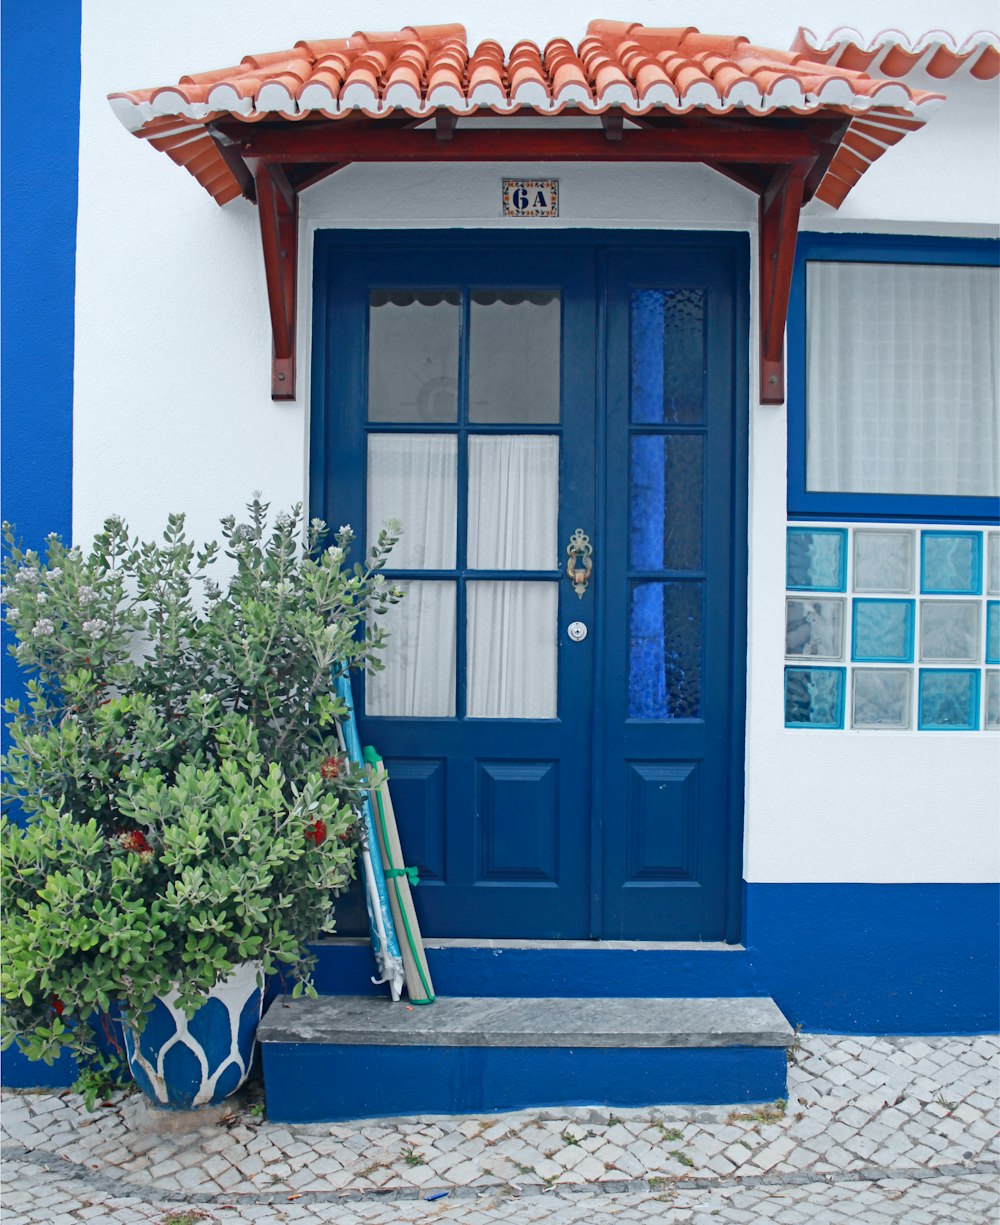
[312,233,747,940]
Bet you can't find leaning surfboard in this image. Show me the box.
[364,747,436,1005]
[332,671,405,1001]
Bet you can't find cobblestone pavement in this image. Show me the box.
[2,1034,998,1223]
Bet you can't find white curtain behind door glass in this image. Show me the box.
[468,435,560,569]
[366,581,456,717]
[806,263,999,497]
[367,434,457,568]
[467,582,558,718]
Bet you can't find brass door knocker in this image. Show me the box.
[566,528,593,598]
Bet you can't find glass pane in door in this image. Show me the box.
[468,435,559,569]
[467,581,558,718]
[368,290,460,422]
[367,434,457,568]
[367,581,457,717]
[469,290,560,422]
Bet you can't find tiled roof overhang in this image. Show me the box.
[108,20,948,404]
[791,27,1000,81]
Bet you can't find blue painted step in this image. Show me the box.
[259,995,793,1123]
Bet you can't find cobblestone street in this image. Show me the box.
[2,1033,998,1223]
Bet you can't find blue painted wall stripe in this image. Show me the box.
[310,883,1000,1036]
[1,0,81,754]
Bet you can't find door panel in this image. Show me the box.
[318,241,596,937]
[312,233,747,942]
[602,246,747,940]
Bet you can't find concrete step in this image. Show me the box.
[258,995,793,1122]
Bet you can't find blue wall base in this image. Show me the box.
[261,1042,788,1124]
[313,882,1000,1036]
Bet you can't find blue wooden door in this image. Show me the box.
[601,242,748,941]
[313,232,747,941]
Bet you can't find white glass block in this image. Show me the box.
[853,530,915,593]
[785,597,845,660]
[989,532,1000,596]
[366,581,456,717]
[467,581,557,718]
[467,436,559,570]
[919,600,981,664]
[986,671,999,730]
[367,435,457,569]
[852,669,912,730]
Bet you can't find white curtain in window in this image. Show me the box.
[467,581,557,718]
[806,263,999,497]
[467,435,559,569]
[367,433,457,567]
[366,581,456,717]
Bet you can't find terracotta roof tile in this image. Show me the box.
[108,19,946,208]
[792,28,1000,80]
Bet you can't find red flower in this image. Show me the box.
[119,829,152,856]
[305,819,327,846]
[51,995,64,1017]
[319,755,342,781]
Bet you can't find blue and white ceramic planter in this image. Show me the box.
[124,962,264,1110]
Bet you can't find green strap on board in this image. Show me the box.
[363,745,436,1005]
[384,866,420,885]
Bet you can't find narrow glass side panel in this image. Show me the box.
[368,290,459,422]
[630,435,704,571]
[468,291,560,423]
[467,435,559,570]
[628,581,702,719]
[466,581,557,718]
[367,434,457,568]
[631,289,705,424]
[366,581,456,717]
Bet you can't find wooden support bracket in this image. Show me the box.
[758,163,807,405]
[253,162,298,400]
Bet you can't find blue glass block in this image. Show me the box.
[852,599,914,663]
[784,667,845,728]
[988,533,1000,597]
[630,289,705,424]
[918,670,980,731]
[786,528,847,591]
[853,530,914,594]
[987,602,999,665]
[851,669,911,730]
[920,601,981,664]
[986,671,999,730]
[785,598,844,660]
[628,581,702,719]
[630,435,704,571]
[920,532,982,595]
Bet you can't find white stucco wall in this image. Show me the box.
[75,1,1000,888]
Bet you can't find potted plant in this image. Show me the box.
[0,499,401,1109]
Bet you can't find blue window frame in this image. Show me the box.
[787,234,1000,524]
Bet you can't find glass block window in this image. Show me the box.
[785,524,996,731]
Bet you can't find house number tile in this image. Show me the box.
[503,178,559,217]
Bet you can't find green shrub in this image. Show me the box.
[1,498,400,1072]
